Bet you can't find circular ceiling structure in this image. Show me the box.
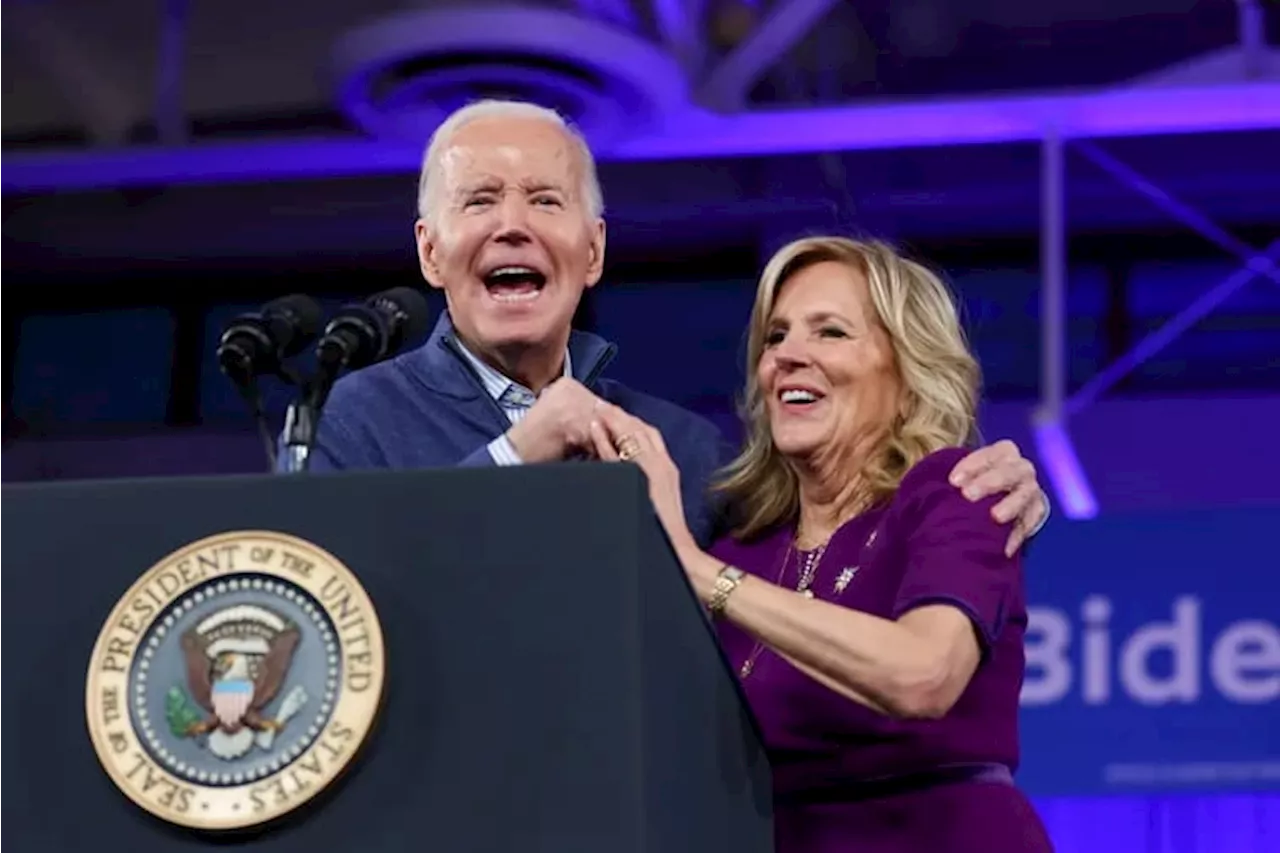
[331,6,689,152]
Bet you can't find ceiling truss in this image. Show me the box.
[4,0,1279,518]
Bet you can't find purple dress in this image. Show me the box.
[711,448,1052,853]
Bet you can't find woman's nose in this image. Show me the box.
[773,333,811,365]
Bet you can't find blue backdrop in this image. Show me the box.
[1019,506,1279,851]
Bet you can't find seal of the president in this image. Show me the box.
[85,530,385,831]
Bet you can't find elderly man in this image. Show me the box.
[304,99,1049,549]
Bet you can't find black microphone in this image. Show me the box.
[216,294,323,386]
[314,287,431,373]
[280,287,430,474]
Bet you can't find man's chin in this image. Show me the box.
[475,317,563,352]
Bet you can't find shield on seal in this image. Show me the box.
[212,679,254,727]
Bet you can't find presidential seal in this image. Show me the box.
[85,531,386,831]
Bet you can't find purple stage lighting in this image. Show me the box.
[1033,417,1100,520]
[3,81,1279,195]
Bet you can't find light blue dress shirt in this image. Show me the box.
[454,341,572,466]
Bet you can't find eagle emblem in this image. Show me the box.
[168,604,310,761]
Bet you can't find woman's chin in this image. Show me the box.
[772,432,825,461]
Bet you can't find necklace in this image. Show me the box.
[736,509,880,680]
[738,536,828,679]
[794,543,827,598]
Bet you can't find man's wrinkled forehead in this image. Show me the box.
[437,123,581,194]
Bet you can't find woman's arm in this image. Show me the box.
[585,407,1007,720]
[682,547,981,719]
[687,449,1017,720]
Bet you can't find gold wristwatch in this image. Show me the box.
[707,565,745,616]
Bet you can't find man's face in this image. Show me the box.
[415,116,606,360]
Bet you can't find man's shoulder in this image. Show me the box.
[324,353,420,414]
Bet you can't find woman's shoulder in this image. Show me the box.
[886,445,1008,535]
[882,446,976,523]
[897,446,970,495]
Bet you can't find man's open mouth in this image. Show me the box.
[483,266,547,303]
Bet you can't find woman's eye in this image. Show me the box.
[820,327,848,339]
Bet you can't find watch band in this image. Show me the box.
[707,565,746,617]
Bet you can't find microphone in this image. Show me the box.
[315,287,431,373]
[280,287,431,474]
[216,294,323,386]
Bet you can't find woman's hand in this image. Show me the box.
[588,404,698,556]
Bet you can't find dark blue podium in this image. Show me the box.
[2,463,773,852]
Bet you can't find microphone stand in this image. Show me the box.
[280,396,317,474]
[278,345,345,474]
[220,350,287,472]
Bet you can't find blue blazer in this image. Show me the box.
[297,313,734,547]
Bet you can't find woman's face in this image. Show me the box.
[757,260,902,468]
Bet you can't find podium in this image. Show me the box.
[2,464,773,852]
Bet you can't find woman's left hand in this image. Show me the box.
[589,405,698,555]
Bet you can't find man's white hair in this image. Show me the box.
[416,99,605,225]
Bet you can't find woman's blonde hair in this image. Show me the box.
[714,236,981,539]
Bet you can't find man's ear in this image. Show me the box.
[584,218,607,289]
[415,219,445,291]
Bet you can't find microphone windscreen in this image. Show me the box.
[264,293,324,338]
[371,287,431,343]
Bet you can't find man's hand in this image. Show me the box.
[505,378,604,464]
[948,439,1049,556]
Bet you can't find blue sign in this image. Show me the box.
[1018,506,1280,795]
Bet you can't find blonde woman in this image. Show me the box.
[590,237,1052,852]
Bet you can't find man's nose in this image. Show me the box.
[494,194,532,242]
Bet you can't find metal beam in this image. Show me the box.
[1236,0,1266,78]
[1073,140,1280,286]
[651,0,707,77]
[4,82,1280,195]
[1064,137,1280,417]
[1040,131,1066,424]
[697,0,839,110]
[1031,116,1279,514]
[1033,129,1099,520]
[1060,140,1280,417]
[1118,0,1276,88]
[1065,240,1280,418]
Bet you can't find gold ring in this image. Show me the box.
[616,435,642,461]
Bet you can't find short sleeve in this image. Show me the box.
[890,448,1018,651]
